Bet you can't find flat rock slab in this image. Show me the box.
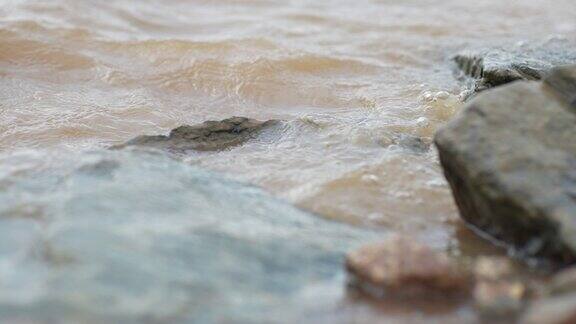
[454,39,576,93]
[115,116,279,152]
[435,65,576,268]
[0,150,379,323]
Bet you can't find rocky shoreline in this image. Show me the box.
[2,40,576,323]
[345,43,576,322]
[108,42,576,322]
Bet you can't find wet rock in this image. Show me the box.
[345,236,470,298]
[473,257,526,319]
[114,116,279,152]
[435,66,576,268]
[544,65,576,108]
[376,133,431,153]
[521,293,576,324]
[454,40,576,93]
[0,150,379,323]
[394,134,431,153]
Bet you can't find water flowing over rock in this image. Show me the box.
[0,150,378,323]
[345,236,470,298]
[435,65,576,268]
[453,40,576,93]
[114,117,279,152]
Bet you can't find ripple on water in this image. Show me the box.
[0,29,95,71]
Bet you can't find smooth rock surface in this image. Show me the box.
[435,67,576,267]
[114,117,279,152]
[0,149,378,324]
[454,40,576,93]
[345,236,470,298]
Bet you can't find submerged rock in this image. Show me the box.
[0,149,377,323]
[435,66,576,268]
[453,40,576,93]
[394,134,431,153]
[345,236,470,298]
[114,116,279,152]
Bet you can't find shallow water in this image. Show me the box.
[1,0,576,322]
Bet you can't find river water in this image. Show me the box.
[1,0,575,323]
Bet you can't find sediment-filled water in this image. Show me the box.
[1,0,576,322]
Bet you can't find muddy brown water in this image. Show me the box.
[1,0,576,322]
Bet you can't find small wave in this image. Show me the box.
[141,55,381,108]
[278,55,382,75]
[101,38,281,62]
[100,37,381,74]
[0,27,95,70]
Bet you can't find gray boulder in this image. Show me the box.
[454,40,576,93]
[0,149,378,323]
[114,116,279,152]
[435,65,576,268]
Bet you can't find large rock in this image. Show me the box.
[435,65,576,268]
[345,236,470,298]
[0,149,378,323]
[114,116,278,152]
[454,40,576,93]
